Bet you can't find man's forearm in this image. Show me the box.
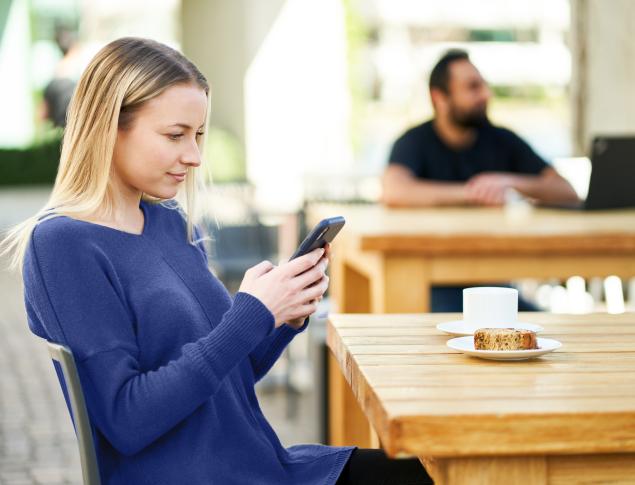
[512,171,580,206]
[383,178,466,207]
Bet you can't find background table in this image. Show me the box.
[309,204,635,313]
[308,204,635,448]
[328,312,635,484]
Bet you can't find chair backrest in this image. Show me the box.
[47,342,102,485]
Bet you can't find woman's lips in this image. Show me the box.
[168,172,186,182]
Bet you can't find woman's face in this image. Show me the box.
[112,83,207,200]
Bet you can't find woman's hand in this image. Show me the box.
[238,245,330,328]
[285,243,332,329]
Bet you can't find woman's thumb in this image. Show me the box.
[249,260,275,278]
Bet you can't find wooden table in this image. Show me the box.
[309,204,635,314]
[307,204,635,448]
[327,312,635,484]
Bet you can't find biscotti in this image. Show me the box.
[474,328,538,350]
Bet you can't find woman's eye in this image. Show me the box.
[168,132,204,140]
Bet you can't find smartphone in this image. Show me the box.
[289,216,345,260]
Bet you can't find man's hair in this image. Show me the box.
[429,49,470,94]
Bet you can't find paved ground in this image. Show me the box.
[0,187,321,484]
[0,254,82,484]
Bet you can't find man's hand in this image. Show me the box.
[465,172,518,206]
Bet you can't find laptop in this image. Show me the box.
[583,136,635,210]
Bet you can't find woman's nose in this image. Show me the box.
[181,141,202,167]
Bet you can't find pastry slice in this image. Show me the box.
[473,328,538,351]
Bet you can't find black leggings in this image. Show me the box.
[335,448,433,485]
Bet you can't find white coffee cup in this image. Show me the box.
[463,287,518,326]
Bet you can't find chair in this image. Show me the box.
[47,342,102,485]
[203,221,278,293]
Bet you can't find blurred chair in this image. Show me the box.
[47,342,101,485]
[200,183,279,292]
[203,221,278,293]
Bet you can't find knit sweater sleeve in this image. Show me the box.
[191,223,309,382]
[248,318,309,382]
[23,223,275,456]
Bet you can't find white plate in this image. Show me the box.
[446,336,562,361]
[436,320,544,337]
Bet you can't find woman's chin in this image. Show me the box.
[144,186,179,200]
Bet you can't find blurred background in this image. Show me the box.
[1,0,634,483]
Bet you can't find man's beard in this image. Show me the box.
[449,104,489,128]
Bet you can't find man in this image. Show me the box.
[382,49,579,208]
[382,50,579,311]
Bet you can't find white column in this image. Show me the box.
[0,0,34,147]
[181,0,353,211]
[570,0,635,154]
[181,0,286,146]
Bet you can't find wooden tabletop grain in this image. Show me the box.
[327,312,635,458]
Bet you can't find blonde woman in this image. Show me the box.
[2,38,431,484]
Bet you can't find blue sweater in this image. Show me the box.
[22,199,354,484]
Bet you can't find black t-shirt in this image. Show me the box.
[388,120,548,181]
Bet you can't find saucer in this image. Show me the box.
[436,320,544,337]
[446,336,562,361]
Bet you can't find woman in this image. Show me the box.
[2,37,431,484]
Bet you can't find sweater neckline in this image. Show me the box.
[64,199,150,237]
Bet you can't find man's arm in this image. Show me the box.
[495,127,580,206]
[382,164,467,207]
[465,167,580,207]
[383,163,579,208]
[511,167,580,206]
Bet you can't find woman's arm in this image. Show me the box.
[76,293,271,456]
[248,318,309,382]
[193,224,321,382]
[25,228,274,456]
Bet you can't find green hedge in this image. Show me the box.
[0,134,61,186]
[0,125,249,186]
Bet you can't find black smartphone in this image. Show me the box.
[289,216,345,260]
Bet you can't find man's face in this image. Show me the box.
[441,60,491,128]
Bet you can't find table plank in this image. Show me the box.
[547,454,635,485]
[424,454,635,485]
[355,352,635,366]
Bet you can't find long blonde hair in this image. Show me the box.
[1,37,211,274]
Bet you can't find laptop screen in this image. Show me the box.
[585,136,635,210]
